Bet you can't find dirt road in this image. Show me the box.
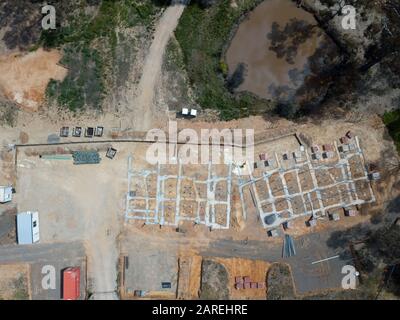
[132,1,186,131]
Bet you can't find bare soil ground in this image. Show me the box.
[0,48,67,111]
[177,254,202,299]
[212,257,269,299]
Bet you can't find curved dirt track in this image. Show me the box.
[132,1,186,131]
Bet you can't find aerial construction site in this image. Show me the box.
[0,0,400,303]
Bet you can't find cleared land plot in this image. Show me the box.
[131,178,148,198]
[130,199,147,210]
[262,202,273,213]
[180,179,197,200]
[269,173,285,197]
[160,164,179,176]
[215,204,228,226]
[164,178,177,199]
[215,181,228,202]
[181,164,208,180]
[349,155,366,179]
[275,198,289,212]
[328,167,344,183]
[162,201,177,224]
[199,201,207,221]
[195,182,207,199]
[355,180,373,201]
[180,200,198,218]
[212,164,229,177]
[252,166,265,178]
[123,246,178,296]
[0,48,67,111]
[149,199,157,211]
[177,255,202,299]
[212,257,269,300]
[291,196,305,215]
[309,191,321,210]
[321,186,341,207]
[284,172,300,195]
[338,184,352,204]
[146,174,158,197]
[17,149,126,243]
[298,166,314,192]
[315,169,334,187]
[255,180,269,201]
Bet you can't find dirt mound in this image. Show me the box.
[0,48,67,111]
[266,263,296,300]
[199,260,229,299]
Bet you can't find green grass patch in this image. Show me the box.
[12,275,29,300]
[41,0,160,48]
[42,0,163,112]
[175,0,271,120]
[47,43,104,112]
[383,109,400,153]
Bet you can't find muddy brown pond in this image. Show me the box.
[226,0,338,102]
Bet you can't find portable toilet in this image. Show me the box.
[0,186,12,203]
[16,211,40,244]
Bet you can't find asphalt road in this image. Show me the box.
[0,241,86,300]
[0,241,85,264]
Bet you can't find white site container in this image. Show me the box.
[17,211,40,244]
[0,186,12,203]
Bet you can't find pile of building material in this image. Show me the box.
[282,234,296,258]
[72,151,101,165]
[40,155,72,161]
[234,276,265,290]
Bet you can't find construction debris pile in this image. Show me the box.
[234,276,265,290]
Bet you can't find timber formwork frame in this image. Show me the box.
[239,136,376,229]
[125,156,232,229]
